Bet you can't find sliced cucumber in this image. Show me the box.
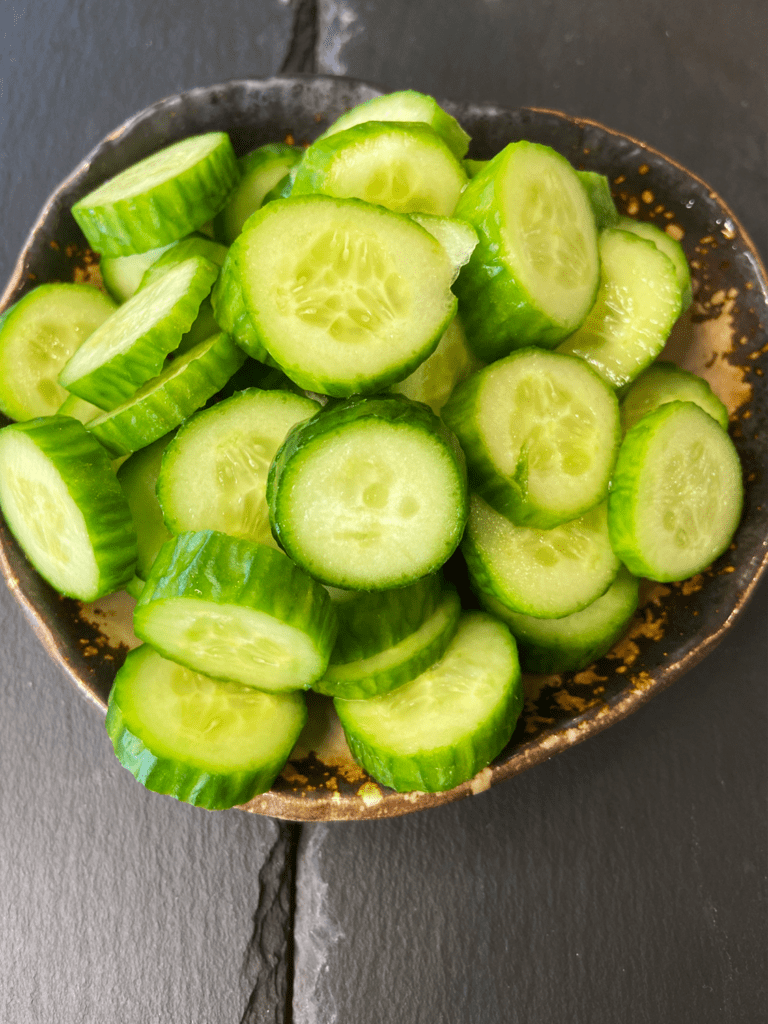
[0,284,117,421]
[106,644,306,809]
[317,90,471,160]
[463,158,489,178]
[210,246,274,364]
[317,586,461,700]
[117,433,175,579]
[463,496,620,618]
[406,213,478,282]
[335,611,522,793]
[443,348,620,528]
[291,121,468,216]
[213,143,302,244]
[58,392,102,424]
[557,228,682,390]
[453,141,600,361]
[620,361,729,433]
[608,401,743,581]
[136,234,228,295]
[577,171,619,230]
[85,331,246,457]
[59,256,219,409]
[481,565,639,675]
[617,216,692,312]
[236,196,457,396]
[100,242,174,303]
[0,416,136,600]
[133,531,338,692]
[72,132,239,256]
[268,395,468,590]
[157,387,321,547]
[390,315,479,415]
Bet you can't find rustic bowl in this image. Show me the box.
[1,75,766,821]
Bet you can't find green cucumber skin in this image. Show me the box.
[133,530,338,680]
[620,361,729,434]
[0,416,137,600]
[317,587,461,700]
[86,331,247,457]
[577,171,620,230]
[137,235,228,293]
[210,245,274,364]
[453,142,599,362]
[72,133,240,257]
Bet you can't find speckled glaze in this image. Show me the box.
[1,76,766,821]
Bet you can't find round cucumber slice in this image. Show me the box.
[334,611,523,793]
[106,644,306,809]
[0,284,117,421]
[317,587,461,700]
[71,132,239,256]
[213,143,302,244]
[608,401,743,582]
[481,565,639,675]
[620,361,729,433]
[157,387,321,547]
[268,395,469,590]
[0,416,137,600]
[100,242,174,303]
[236,195,457,396]
[133,531,338,692]
[463,496,620,619]
[617,216,692,312]
[390,315,479,415]
[58,256,220,410]
[443,348,620,528]
[453,141,600,362]
[117,433,175,580]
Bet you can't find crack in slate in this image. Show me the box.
[239,821,301,1024]
[280,0,319,74]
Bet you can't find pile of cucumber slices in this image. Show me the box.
[0,89,743,809]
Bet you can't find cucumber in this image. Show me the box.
[213,143,302,244]
[133,531,338,692]
[106,644,306,809]
[85,331,246,457]
[317,586,461,700]
[620,361,729,433]
[157,387,321,547]
[268,395,468,590]
[236,195,457,396]
[406,213,478,281]
[58,392,102,424]
[0,416,137,600]
[291,121,468,216]
[607,401,743,581]
[443,348,620,528]
[390,315,479,415]
[335,611,523,793]
[100,242,174,303]
[463,158,489,178]
[557,228,682,390]
[577,171,619,230]
[616,216,692,312]
[481,565,639,675]
[453,141,600,361]
[317,89,471,160]
[137,234,228,293]
[58,256,219,409]
[209,246,274,364]
[0,284,117,421]
[72,132,239,256]
[116,433,174,579]
[463,496,620,619]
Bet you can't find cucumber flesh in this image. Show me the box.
[117,433,175,579]
[214,143,303,244]
[577,171,619,230]
[390,315,479,415]
[100,243,174,303]
[620,361,729,433]
[617,216,692,312]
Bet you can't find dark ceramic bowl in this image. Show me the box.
[1,75,766,821]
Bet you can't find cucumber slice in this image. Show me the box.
[557,228,682,390]
[577,171,620,230]
[620,361,729,433]
[480,565,639,675]
[157,387,320,547]
[58,256,219,409]
[117,433,174,579]
[406,213,478,282]
[213,143,302,244]
[134,531,337,692]
[100,242,175,303]
[617,216,692,312]
[317,90,471,160]
[0,416,137,600]
[463,158,489,178]
[58,392,102,424]
[463,496,620,618]
[453,141,600,361]
[210,246,274,364]
[390,315,479,415]
[236,195,457,396]
[335,611,523,793]
[268,395,468,590]
[106,644,306,809]
[607,401,743,581]
[136,234,228,293]
[71,132,239,256]
[317,587,461,700]
[291,121,468,216]
[443,348,620,528]
[85,331,246,457]
[0,284,117,421]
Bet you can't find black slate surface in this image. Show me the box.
[1,1,766,1022]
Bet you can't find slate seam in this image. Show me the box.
[280,0,319,75]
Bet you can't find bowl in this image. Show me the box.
[1,74,766,821]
